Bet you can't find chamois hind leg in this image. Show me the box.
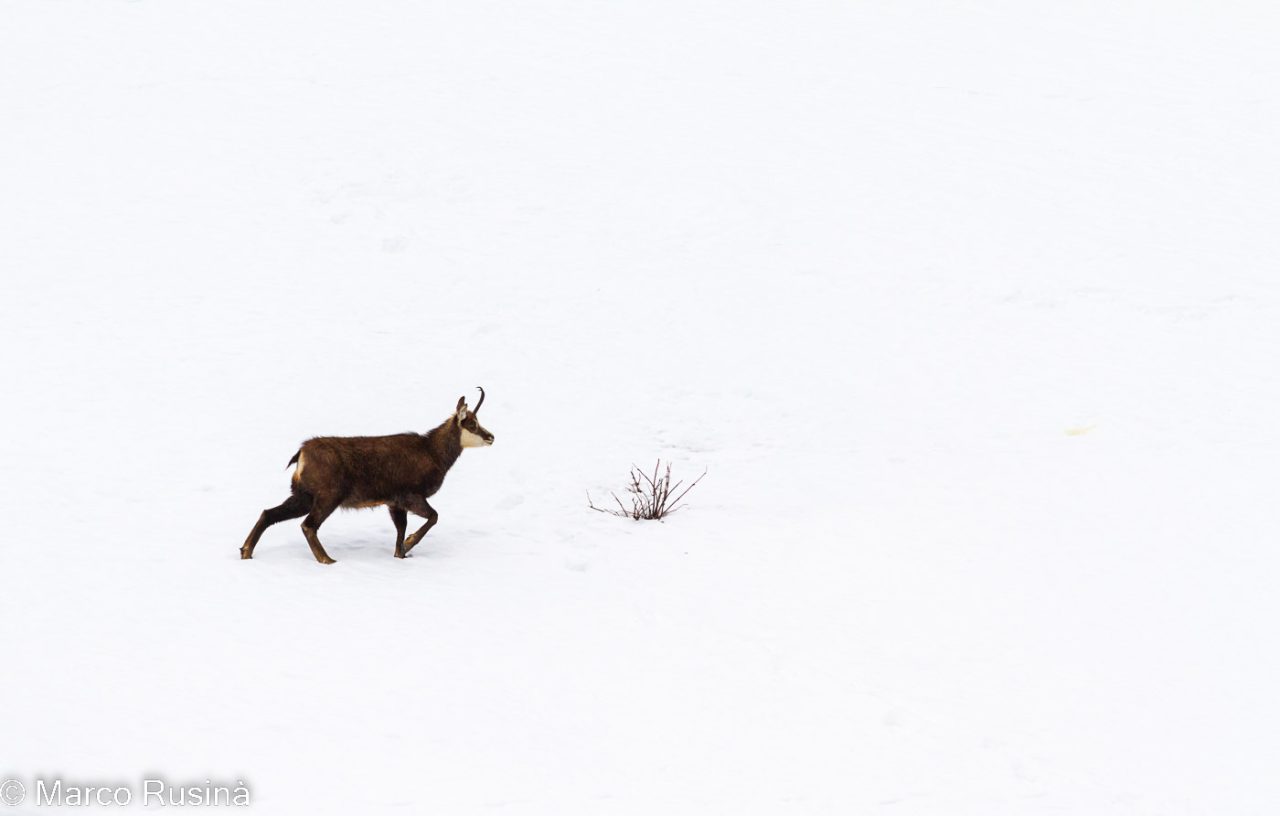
[389,505,408,559]
[242,492,313,560]
[300,495,342,565]
[401,497,439,555]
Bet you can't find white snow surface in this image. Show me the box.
[3,2,1279,813]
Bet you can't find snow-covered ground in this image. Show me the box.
[3,1,1279,813]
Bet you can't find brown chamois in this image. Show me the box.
[241,388,495,564]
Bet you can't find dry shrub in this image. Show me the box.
[588,460,707,520]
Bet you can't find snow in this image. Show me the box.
[3,1,1279,813]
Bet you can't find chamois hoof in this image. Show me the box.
[240,551,252,560]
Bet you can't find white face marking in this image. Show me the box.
[459,427,491,448]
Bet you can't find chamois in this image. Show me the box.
[241,388,495,564]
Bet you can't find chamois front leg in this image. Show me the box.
[401,497,439,555]
[389,505,408,558]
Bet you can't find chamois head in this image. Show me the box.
[455,387,495,448]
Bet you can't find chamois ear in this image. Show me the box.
[456,396,468,420]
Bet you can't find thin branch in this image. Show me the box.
[587,460,706,520]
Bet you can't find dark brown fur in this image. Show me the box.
[241,392,494,564]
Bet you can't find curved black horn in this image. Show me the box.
[474,386,486,413]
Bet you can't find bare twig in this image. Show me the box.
[588,460,707,520]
